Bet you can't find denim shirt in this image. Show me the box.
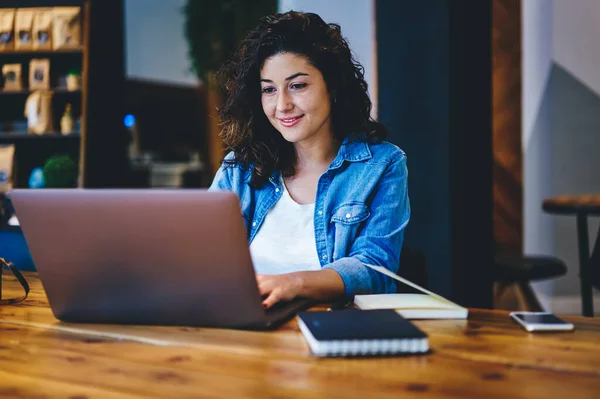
[209,137,410,296]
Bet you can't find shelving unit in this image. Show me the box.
[0,1,128,237]
[0,0,87,189]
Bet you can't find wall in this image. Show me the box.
[523,0,600,313]
[124,0,198,86]
[549,0,600,303]
[376,0,451,298]
[125,0,374,93]
[278,0,377,116]
[522,0,552,146]
[553,0,600,97]
[522,0,554,299]
[376,0,493,307]
[549,64,600,302]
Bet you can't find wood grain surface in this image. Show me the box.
[543,194,600,215]
[492,0,523,253]
[1,273,599,399]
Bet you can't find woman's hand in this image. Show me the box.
[256,273,304,309]
[256,269,346,309]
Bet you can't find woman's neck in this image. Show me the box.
[294,137,339,174]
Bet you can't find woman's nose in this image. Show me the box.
[276,91,293,112]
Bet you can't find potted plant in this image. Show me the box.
[42,154,78,188]
[182,0,276,175]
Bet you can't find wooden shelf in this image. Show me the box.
[0,48,83,55]
[0,132,80,142]
[0,89,82,96]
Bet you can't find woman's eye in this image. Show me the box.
[291,83,307,90]
[262,87,275,94]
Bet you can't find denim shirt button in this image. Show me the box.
[345,213,351,218]
[318,210,323,215]
[321,254,327,260]
[275,188,280,193]
[252,222,257,227]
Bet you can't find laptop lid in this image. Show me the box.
[9,189,278,329]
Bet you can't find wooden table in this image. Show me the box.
[1,273,600,399]
[543,194,600,317]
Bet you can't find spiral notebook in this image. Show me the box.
[297,309,429,357]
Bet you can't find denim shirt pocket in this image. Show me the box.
[330,202,370,260]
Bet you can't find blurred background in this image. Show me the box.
[0,0,598,316]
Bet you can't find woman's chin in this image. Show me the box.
[277,130,306,144]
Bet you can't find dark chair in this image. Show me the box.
[396,244,429,293]
[590,229,600,291]
[494,253,567,311]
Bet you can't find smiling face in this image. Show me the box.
[260,53,333,147]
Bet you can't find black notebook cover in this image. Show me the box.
[298,309,427,341]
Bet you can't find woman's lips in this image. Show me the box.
[278,115,304,127]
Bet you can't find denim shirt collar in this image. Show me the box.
[328,135,373,170]
[268,172,281,187]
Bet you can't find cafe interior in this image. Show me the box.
[0,0,599,397]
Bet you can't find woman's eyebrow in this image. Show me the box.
[260,72,310,83]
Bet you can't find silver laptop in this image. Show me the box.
[9,189,311,330]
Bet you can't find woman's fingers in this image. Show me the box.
[255,273,299,308]
[257,274,281,308]
[256,274,271,296]
[262,289,280,309]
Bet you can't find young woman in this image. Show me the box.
[210,11,410,309]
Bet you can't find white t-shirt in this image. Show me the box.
[249,182,322,275]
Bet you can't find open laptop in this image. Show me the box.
[9,189,312,330]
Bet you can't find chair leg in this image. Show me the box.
[516,282,544,312]
[494,282,508,299]
[494,282,519,310]
[576,213,594,317]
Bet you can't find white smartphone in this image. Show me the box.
[510,311,574,332]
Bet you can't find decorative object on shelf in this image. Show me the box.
[0,144,15,193]
[0,9,15,51]
[183,0,277,175]
[60,102,73,134]
[28,58,50,90]
[43,154,77,188]
[66,68,79,91]
[28,167,44,188]
[52,7,81,50]
[32,8,53,50]
[124,113,140,161]
[24,90,53,135]
[1,64,22,91]
[15,9,34,50]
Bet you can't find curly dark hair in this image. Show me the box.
[217,10,386,187]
